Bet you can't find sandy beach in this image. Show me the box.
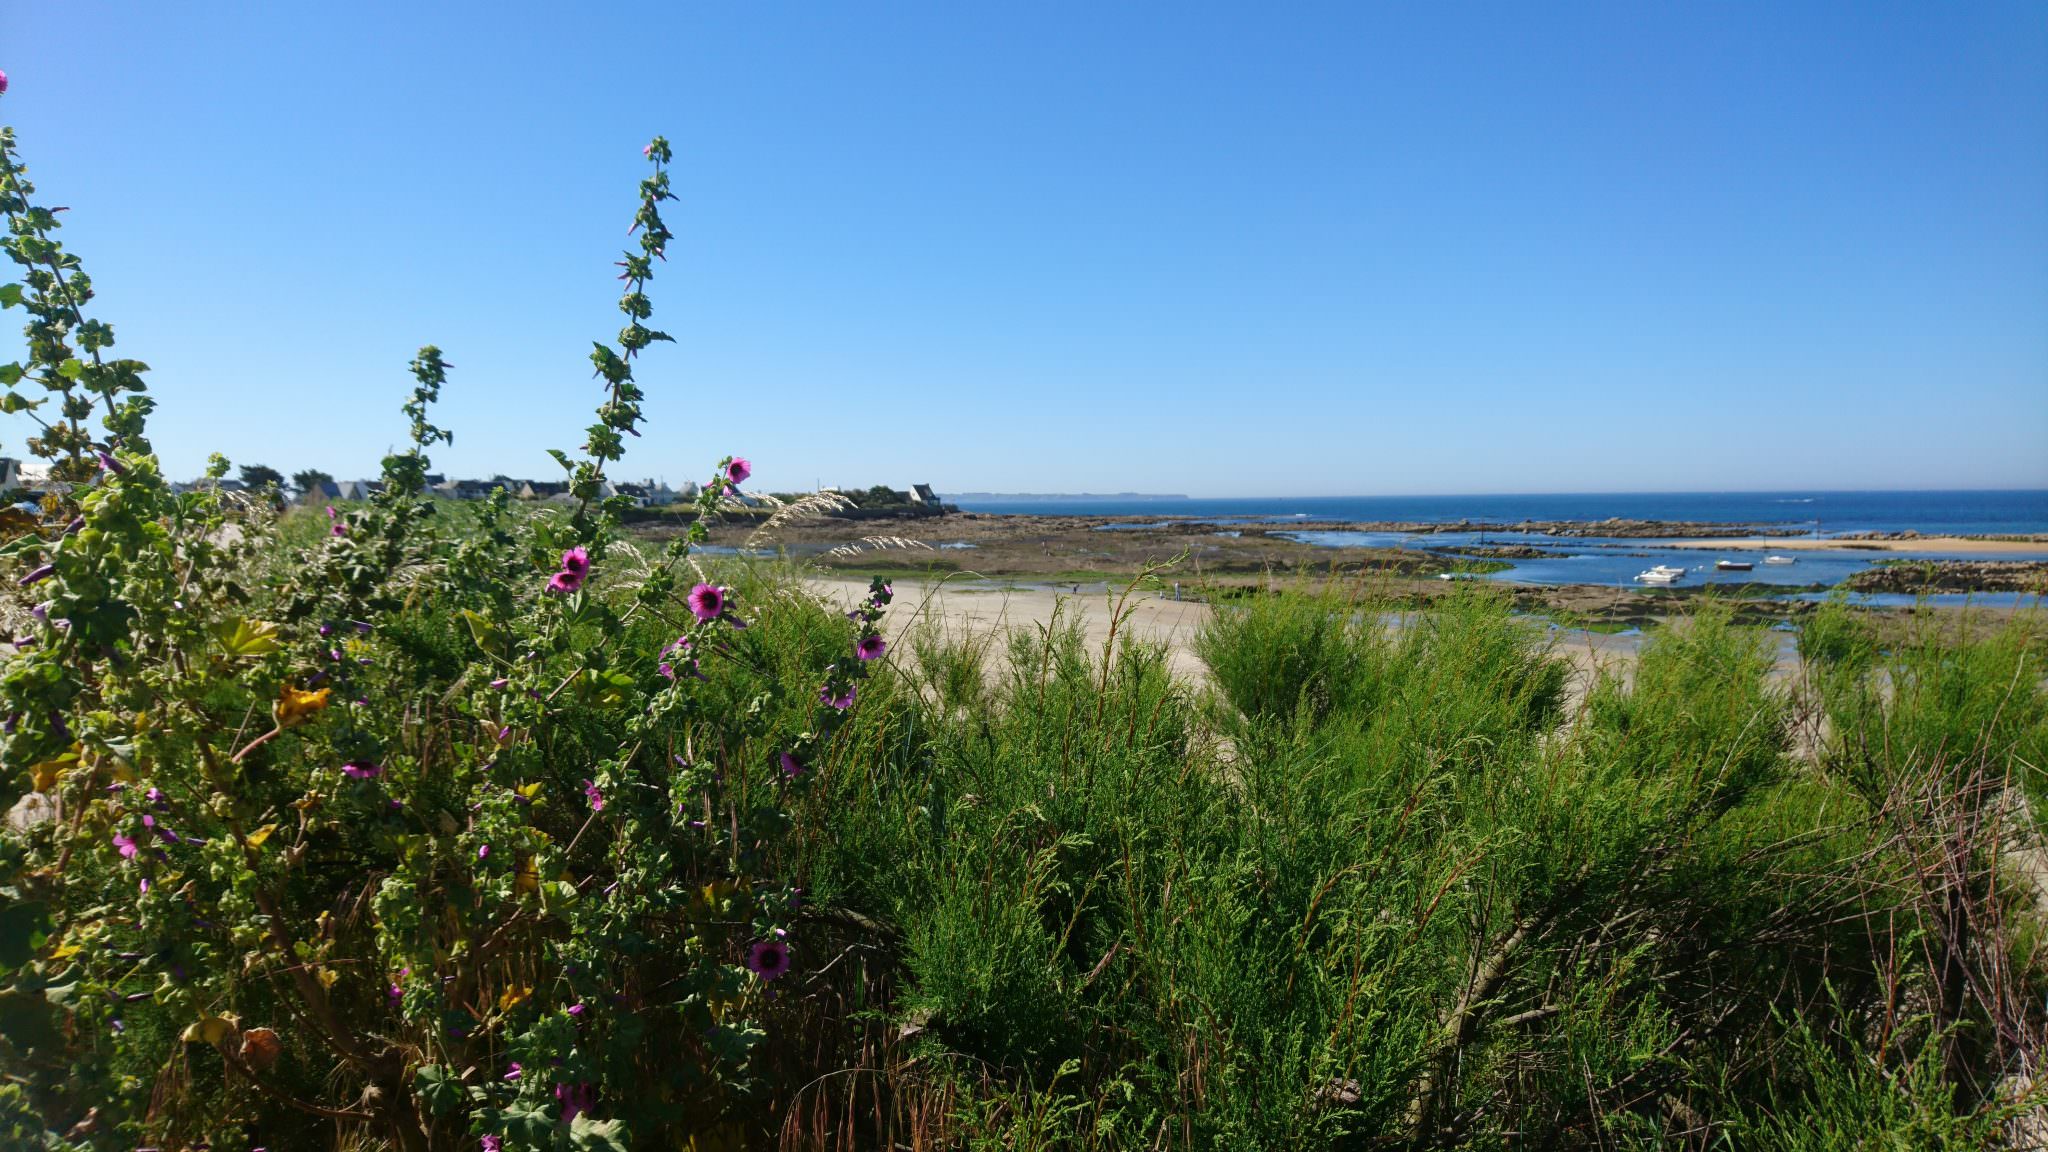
[806,576,1689,705]
[1661,535,2048,555]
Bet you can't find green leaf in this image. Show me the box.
[412,1064,465,1117]
[0,363,21,386]
[56,359,84,381]
[0,393,42,414]
[569,1116,629,1152]
[0,900,50,971]
[210,618,282,658]
[0,284,21,308]
[460,609,510,660]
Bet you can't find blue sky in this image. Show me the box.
[3,2,2044,495]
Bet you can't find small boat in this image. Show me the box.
[1715,559,1754,572]
[1636,565,1685,585]
[1763,555,1796,565]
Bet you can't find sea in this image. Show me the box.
[946,490,2048,602]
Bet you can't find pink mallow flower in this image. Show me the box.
[113,833,138,859]
[856,635,887,661]
[555,1082,596,1124]
[341,762,381,780]
[583,779,605,811]
[559,547,590,579]
[725,457,751,486]
[746,939,792,980]
[821,684,856,711]
[778,751,804,779]
[687,583,724,623]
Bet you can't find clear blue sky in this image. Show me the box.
[4,2,2044,495]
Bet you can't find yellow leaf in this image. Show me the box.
[515,782,544,802]
[316,967,339,989]
[497,984,531,1011]
[180,1014,240,1046]
[48,940,81,961]
[515,855,539,895]
[275,684,331,728]
[244,824,278,849]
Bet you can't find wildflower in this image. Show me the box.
[821,684,856,710]
[275,684,332,728]
[559,547,590,579]
[482,1138,503,1152]
[778,751,803,779]
[18,564,53,586]
[856,634,887,661]
[687,583,724,623]
[555,1081,596,1124]
[113,833,138,859]
[547,569,583,595]
[145,787,165,806]
[326,506,337,519]
[331,523,347,537]
[725,457,751,486]
[97,451,125,475]
[0,70,9,96]
[503,1062,521,1081]
[341,762,382,780]
[489,677,509,689]
[478,844,490,860]
[583,779,605,811]
[745,939,792,980]
[568,1003,586,1018]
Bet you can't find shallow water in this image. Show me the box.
[1278,528,2041,591]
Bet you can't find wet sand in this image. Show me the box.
[1662,536,2048,556]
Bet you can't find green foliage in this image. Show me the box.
[3,107,2044,1151]
[0,125,896,1151]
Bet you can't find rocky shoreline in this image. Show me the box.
[1843,559,2048,595]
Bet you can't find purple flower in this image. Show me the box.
[657,661,675,680]
[583,779,605,811]
[559,547,590,579]
[331,523,348,537]
[489,677,509,689]
[18,564,54,587]
[548,568,584,595]
[568,1003,586,1018]
[482,1138,503,1152]
[687,583,724,623]
[725,457,751,486]
[555,1081,596,1124]
[0,70,9,97]
[778,751,804,779]
[146,787,165,807]
[821,684,856,710]
[113,833,138,860]
[341,762,382,780]
[856,635,887,662]
[97,451,125,475]
[745,939,792,980]
[326,506,338,519]
[478,844,490,860]
[503,1062,522,1081]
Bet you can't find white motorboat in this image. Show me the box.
[1636,565,1685,585]
[1763,555,1796,565]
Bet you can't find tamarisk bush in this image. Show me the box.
[0,111,889,1151]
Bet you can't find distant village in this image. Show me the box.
[0,457,946,514]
